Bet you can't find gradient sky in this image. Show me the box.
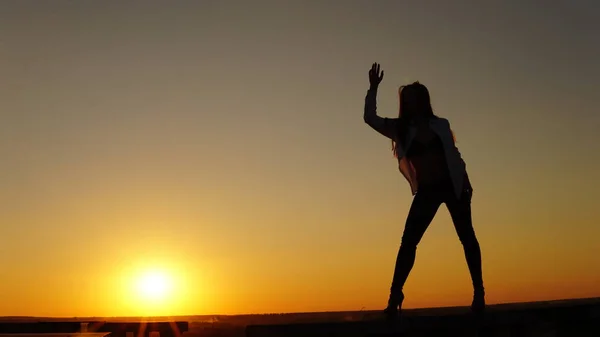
[1,0,599,317]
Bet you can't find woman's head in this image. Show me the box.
[398,81,435,120]
[392,82,437,157]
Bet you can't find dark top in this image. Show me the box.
[406,128,452,186]
[406,131,445,158]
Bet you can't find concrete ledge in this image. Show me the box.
[246,298,600,337]
[0,322,83,334]
[0,321,189,337]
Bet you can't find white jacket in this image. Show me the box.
[363,88,468,198]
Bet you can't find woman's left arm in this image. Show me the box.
[442,118,473,194]
[464,172,473,190]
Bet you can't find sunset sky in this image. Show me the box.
[1,0,599,317]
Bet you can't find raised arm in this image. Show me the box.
[363,63,397,140]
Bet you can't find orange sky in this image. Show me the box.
[1,1,599,316]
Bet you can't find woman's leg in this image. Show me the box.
[388,190,442,310]
[445,190,485,311]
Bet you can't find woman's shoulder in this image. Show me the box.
[431,117,457,144]
[432,116,450,125]
[427,117,450,129]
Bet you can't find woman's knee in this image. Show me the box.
[459,230,480,249]
[399,238,419,252]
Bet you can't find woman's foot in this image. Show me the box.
[471,287,485,314]
[383,291,404,320]
[383,305,398,320]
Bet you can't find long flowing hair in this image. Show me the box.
[392,82,438,158]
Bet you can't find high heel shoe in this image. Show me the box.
[471,287,485,314]
[383,291,404,320]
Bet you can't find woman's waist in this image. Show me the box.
[409,157,451,186]
[397,155,466,191]
[417,170,452,186]
[410,155,450,174]
[416,174,454,194]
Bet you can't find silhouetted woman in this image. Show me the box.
[363,63,485,318]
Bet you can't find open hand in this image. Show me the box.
[369,63,384,87]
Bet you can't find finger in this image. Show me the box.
[380,70,384,80]
[376,63,380,75]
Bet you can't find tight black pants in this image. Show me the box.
[390,178,484,301]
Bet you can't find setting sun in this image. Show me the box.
[116,259,194,317]
[137,270,172,301]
